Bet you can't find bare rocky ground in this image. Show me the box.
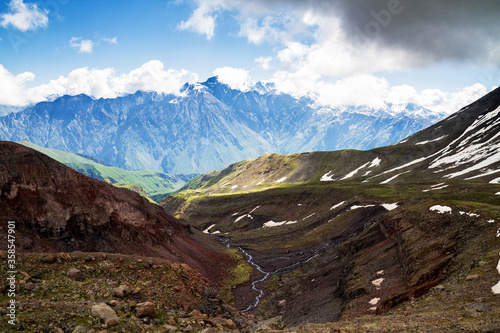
[0,251,257,332]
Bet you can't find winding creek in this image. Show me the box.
[233,243,322,312]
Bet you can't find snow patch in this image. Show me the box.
[382,203,399,211]
[372,278,385,288]
[203,224,216,234]
[249,206,260,214]
[369,298,380,305]
[493,259,500,294]
[341,162,370,180]
[488,219,495,223]
[231,185,238,189]
[351,205,375,210]
[235,214,253,223]
[459,211,480,218]
[380,171,410,184]
[423,184,449,192]
[415,135,447,145]
[320,171,334,181]
[275,177,287,183]
[263,220,297,228]
[491,178,500,184]
[369,157,382,168]
[331,201,346,210]
[302,213,316,221]
[430,205,452,214]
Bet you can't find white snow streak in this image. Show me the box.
[415,135,447,145]
[263,220,297,228]
[331,201,346,210]
[351,205,375,210]
[275,177,287,183]
[341,162,370,180]
[429,205,452,214]
[380,171,410,184]
[203,224,216,234]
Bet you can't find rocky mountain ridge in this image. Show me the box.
[0,77,446,174]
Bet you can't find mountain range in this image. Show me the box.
[0,77,447,174]
[162,86,500,327]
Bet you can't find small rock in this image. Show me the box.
[73,326,86,333]
[224,319,237,330]
[112,288,124,298]
[67,268,85,281]
[168,317,177,325]
[118,284,131,294]
[183,325,193,332]
[40,254,56,264]
[162,325,178,332]
[200,329,219,333]
[85,255,95,262]
[31,272,43,280]
[478,261,489,267]
[87,290,96,301]
[466,274,480,281]
[109,300,119,307]
[91,303,119,326]
[433,285,445,293]
[132,287,141,295]
[136,301,156,318]
[25,282,36,291]
[189,309,203,320]
[278,299,286,308]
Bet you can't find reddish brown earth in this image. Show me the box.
[0,141,231,285]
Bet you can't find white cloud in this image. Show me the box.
[0,60,199,106]
[112,60,198,95]
[69,37,93,54]
[0,0,49,32]
[255,56,273,71]
[101,37,118,45]
[0,64,35,106]
[213,67,251,91]
[177,1,218,40]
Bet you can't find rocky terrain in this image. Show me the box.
[0,141,230,283]
[162,87,500,328]
[0,87,499,332]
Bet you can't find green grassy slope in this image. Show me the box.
[18,140,194,202]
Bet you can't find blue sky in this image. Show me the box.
[1,0,500,113]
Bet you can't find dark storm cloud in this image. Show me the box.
[251,0,500,65]
[333,0,500,64]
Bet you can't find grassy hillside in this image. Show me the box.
[18,140,194,202]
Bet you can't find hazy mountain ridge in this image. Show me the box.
[16,140,193,202]
[0,77,446,174]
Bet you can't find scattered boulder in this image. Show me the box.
[112,288,124,298]
[91,303,119,326]
[25,282,36,291]
[466,274,480,281]
[67,268,85,281]
[136,301,156,318]
[40,254,56,264]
